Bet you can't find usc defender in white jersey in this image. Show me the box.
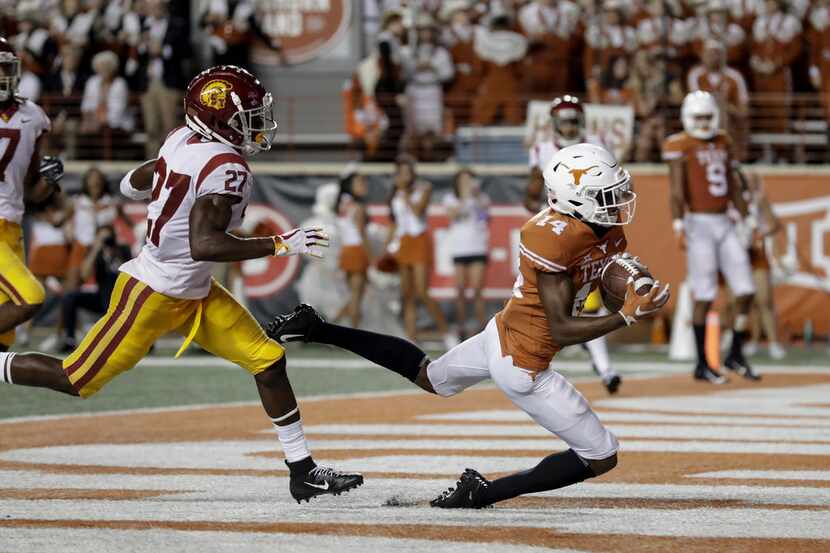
[0,37,52,350]
[0,65,364,504]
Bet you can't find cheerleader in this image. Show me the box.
[443,168,490,339]
[335,169,371,328]
[66,168,117,290]
[388,155,453,346]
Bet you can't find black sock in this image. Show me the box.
[481,449,595,504]
[730,330,747,360]
[286,455,316,476]
[693,324,707,367]
[311,322,427,383]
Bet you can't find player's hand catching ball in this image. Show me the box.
[619,278,671,326]
[274,227,329,259]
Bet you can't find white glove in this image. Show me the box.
[274,227,329,259]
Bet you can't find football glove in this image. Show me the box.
[275,226,329,259]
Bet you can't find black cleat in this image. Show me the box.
[289,463,364,503]
[603,374,622,394]
[694,363,728,384]
[266,304,325,344]
[430,468,492,509]
[725,355,761,381]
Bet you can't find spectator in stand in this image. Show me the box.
[12,5,58,101]
[60,225,132,352]
[443,168,489,341]
[688,40,750,160]
[633,0,692,82]
[374,11,407,161]
[51,0,103,74]
[401,13,454,161]
[334,169,372,329]
[628,51,667,162]
[134,0,189,158]
[598,54,632,105]
[584,0,636,104]
[750,0,802,162]
[66,167,118,292]
[690,1,748,71]
[387,155,454,348]
[518,0,580,98]
[441,0,482,130]
[80,51,133,158]
[809,0,830,156]
[200,0,284,67]
[44,43,87,158]
[471,14,527,125]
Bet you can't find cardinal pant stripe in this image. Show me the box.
[65,277,139,376]
[72,285,154,392]
[0,273,24,305]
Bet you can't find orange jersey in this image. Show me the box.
[496,209,627,372]
[662,131,734,213]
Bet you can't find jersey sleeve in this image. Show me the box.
[26,100,51,136]
[662,135,686,161]
[518,221,570,274]
[194,152,251,198]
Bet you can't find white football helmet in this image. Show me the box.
[681,91,720,140]
[542,143,636,226]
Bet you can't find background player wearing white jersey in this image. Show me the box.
[525,95,620,394]
[0,38,54,351]
[0,65,363,503]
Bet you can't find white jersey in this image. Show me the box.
[443,193,490,258]
[0,98,51,224]
[337,194,363,247]
[528,134,605,171]
[73,194,118,246]
[391,185,428,238]
[120,127,251,299]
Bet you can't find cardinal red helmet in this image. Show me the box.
[549,95,585,147]
[183,65,277,155]
[0,37,20,103]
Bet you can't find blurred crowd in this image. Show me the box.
[2,0,280,160]
[348,0,830,162]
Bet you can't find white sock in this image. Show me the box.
[585,336,614,379]
[0,352,16,384]
[272,410,311,463]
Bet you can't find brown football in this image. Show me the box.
[600,256,654,312]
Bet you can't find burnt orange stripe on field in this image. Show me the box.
[72,286,154,391]
[65,277,139,376]
[0,273,24,305]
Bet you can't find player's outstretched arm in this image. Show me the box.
[537,270,670,346]
[189,194,279,262]
[524,167,544,213]
[189,194,329,262]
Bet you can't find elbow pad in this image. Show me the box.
[120,169,151,201]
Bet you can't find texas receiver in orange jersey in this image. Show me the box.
[272,143,670,509]
[497,209,626,371]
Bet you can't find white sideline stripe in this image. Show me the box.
[302,423,830,442]
[7,438,830,473]
[4,470,830,507]
[0,529,569,553]
[689,470,830,482]
[0,498,827,539]
[418,410,830,427]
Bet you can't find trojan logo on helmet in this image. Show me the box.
[199,80,234,111]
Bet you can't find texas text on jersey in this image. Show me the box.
[662,130,735,213]
[120,127,251,299]
[497,209,627,371]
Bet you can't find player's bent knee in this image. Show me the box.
[254,356,287,387]
[586,452,618,477]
